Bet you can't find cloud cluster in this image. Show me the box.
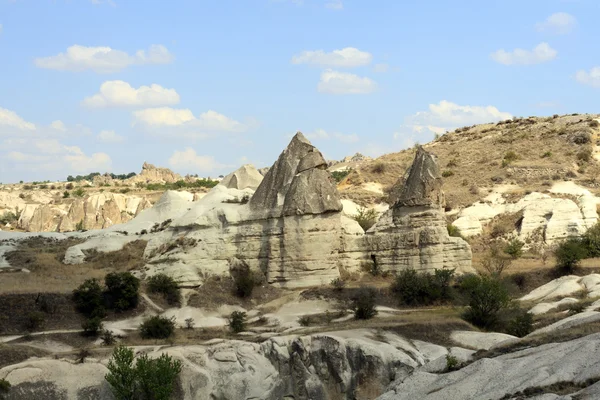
[168,147,231,174]
[292,47,371,67]
[575,67,600,88]
[317,69,377,94]
[491,42,557,66]
[34,44,173,73]
[305,128,359,143]
[82,80,180,108]
[536,12,576,35]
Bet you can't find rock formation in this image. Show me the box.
[138,134,472,288]
[220,164,264,191]
[127,162,182,185]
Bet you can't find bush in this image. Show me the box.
[147,274,180,306]
[506,308,534,337]
[352,286,378,320]
[331,170,351,182]
[577,148,592,162]
[101,329,116,345]
[541,151,552,158]
[503,238,524,259]
[568,302,587,315]
[447,224,462,238]
[298,315,312,326]
[63,190,70,198]
[73,187,86,197]
[554,238,588,274]
[73,278,105,317]
[503,151,519,165]
[105,272,140,311]
[232,265,255,298]
[140,316,176,339]
[372,162,386,174]
[228,311,247,333]
[353,207,379,231]
[184,318,195,329]
[391,268,454,306]
[482,245,512,277]
[82,317,103,337]
[582,222,600,257]
[462,276,510,329]
[590,120,600,128]
[441,170,454,178]
[446,354,459,371]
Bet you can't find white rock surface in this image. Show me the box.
[450,330,518,351]
[521,274,600,303]
[530,297,579,315]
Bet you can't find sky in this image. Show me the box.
[1,0,600,183]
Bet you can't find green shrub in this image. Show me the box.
[582,222,600,257]
[447,224,462,238]
[298,315,312,326]
[541,151,552,158]
[228,311,247,333]
[105,272,140,311]
[147,274,180,306]
[445,354,459,371]
[140,316,176,339]
[482,245,512,277]
[577,148,593,162]
[462,276,510,329]
[391,268,454,306]
[101,329,116,345]
[73,187,86,197]
[63,190,70,198]
[590,120,600,128]
[331,170,351,182]
[82,317,103,337]
[554,237,588,274]
[330,277,346,291]
[441,170,455,178]
[506,308,534,337]
[73,279,105,317]
[568,302,587,315]
[352,286,378,320]
[372,162,386,174]
[353,207,379,232]
[503,151,519,163]
[75,219,84,231]
[503,238,524,259]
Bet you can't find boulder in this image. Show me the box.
[126,162,183,185]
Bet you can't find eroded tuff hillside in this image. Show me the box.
[338,114,600,209]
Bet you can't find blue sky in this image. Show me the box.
[1,0,599,183]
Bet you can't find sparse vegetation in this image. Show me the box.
[104,272,140,311]
[445,354,459,371]
[353,207,379,231]
[482,245,512,277]
[145,178,218,191]
[506,308,534,337]
[73,187,86,197]
[330,277,346,291]
[554,237,587,274]
[503,238,524,259]
[0,378,10,399]
[447,224,462,238]
[577,148,592,162]
[331,169,351,182]
[184,318,195,329]
[541,151,552,158]
[298,315,312,326]
[352,286,378,320]
[441,170,455,178]
[231,264,256,298]
[371,162,387,174]
[228,311,247,333]
[139,316,176,339]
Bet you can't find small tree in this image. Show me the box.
[105,272,140,311]
[503,238,524,259]
[582,222,600,257]
[105,346,137,400]
[462,276,510,329]
[228,311,247,333]
[231,265,255,298]
[82,316,103,337]
[506,309,534,337]
[135,353,183,400]
[72,278,105,317]
[554,237,588,274]
[352,286,378,320]
[140,316,176,339]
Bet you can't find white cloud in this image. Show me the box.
[317,69,377,94]
[34,44,174,73]
[575,67,600,88]
[91,0,116,6]
[325,0,343,10]
[51,120,66,132]
[306,128,359,143]
[536,12,576,34]
[97,130,125,143]
[0,24,3,35]
[0,107,36,131]
[491,42,557,66]
[7,142,111,173]
[82,80,180,108]
[292,47,372,67]
[168,148,230,173]
[132,108,246,134]
[373,63,389,73]
[407,100,512,130]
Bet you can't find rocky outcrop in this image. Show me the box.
[379,333,600,400]
[126,162,182,185]
[0,330,428,400]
